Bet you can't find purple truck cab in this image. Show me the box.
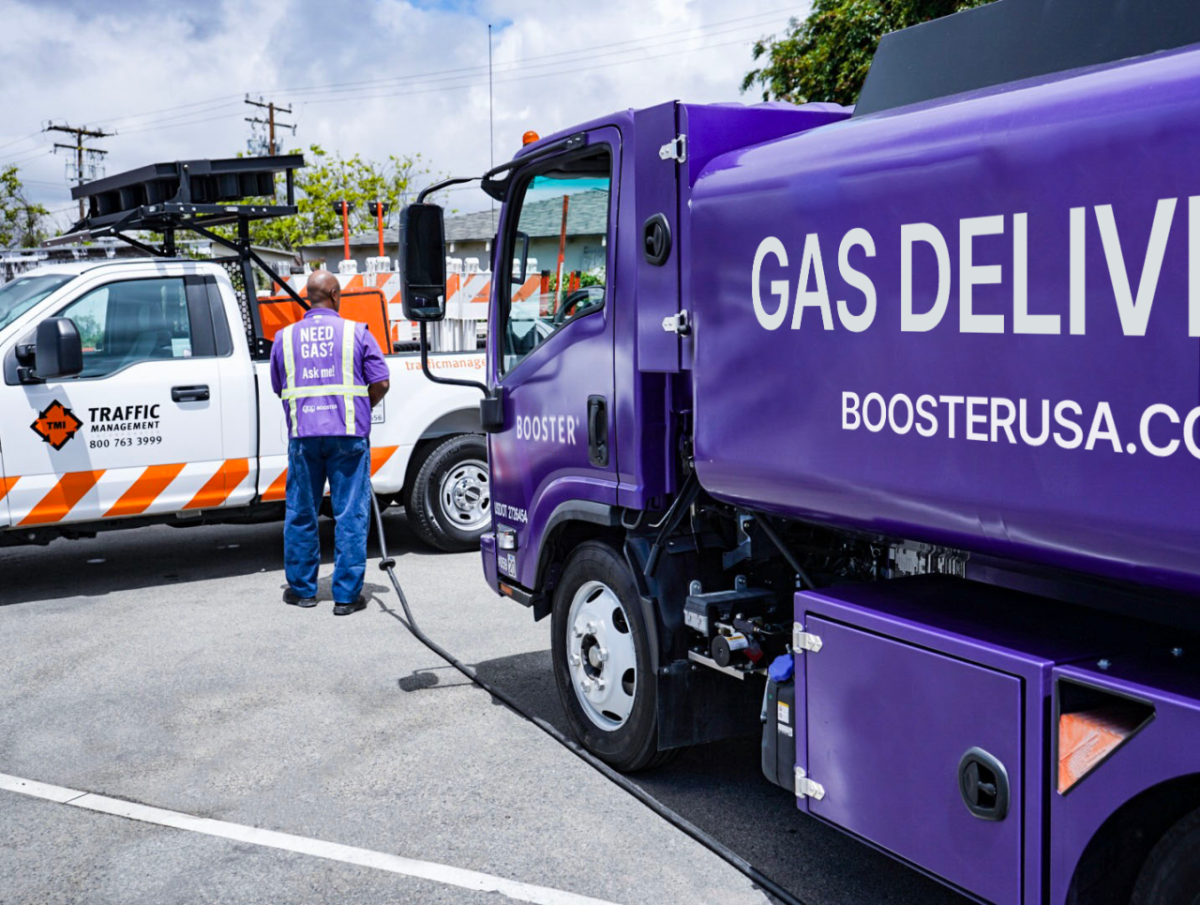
[402,0,1200,900]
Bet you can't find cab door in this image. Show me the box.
[0,270,234,528]
[0,447,11,528]
[487,129,620,589]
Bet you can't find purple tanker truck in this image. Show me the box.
[400,0,1200,901]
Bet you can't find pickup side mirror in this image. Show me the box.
[31,317,83,381]
[399,202,447,322]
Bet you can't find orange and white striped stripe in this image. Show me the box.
[2,448,403,528]
[1,459,256,528]
[242,445,401,505]
[444,272,495,316]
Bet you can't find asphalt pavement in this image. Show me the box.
[0,510,967,904]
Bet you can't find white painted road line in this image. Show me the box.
[0,772,620,905]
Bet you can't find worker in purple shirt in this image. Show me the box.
[269,270,390,615]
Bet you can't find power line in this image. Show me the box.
[0,148,52,169]
[85,28,769,142]
[0,138,50,164]
[21,7,802,148]
[47,123,113,221]
[112,98,241,131]
[268,6,803,101]
[267,7,801,103]
[0,131,44,155]
[109,29,768,144]
[98,93,244,126]
[19,7,800,150]
[119,111,244,136]
[300,33,764,107]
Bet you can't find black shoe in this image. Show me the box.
[283,588,318,608]
[333,596,367,616]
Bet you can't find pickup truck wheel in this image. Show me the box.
[408,434,490,552]
[551,541,671,772]
[1131,806,1200,904]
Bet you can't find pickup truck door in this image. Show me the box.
[0,272,237,528]
[0,441,10,528]
[487,127,621,589]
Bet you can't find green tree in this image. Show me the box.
[0,165,50,248]
[247,145,435,252]
[742,0,995,106]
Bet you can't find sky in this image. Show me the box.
[1,0,810,229]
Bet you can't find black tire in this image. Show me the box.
[550,540,673,772]
[401,441,435,519]
[406,434,490,552]
[1132,806,1200,905]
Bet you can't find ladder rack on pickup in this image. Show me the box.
[46,154,308,358]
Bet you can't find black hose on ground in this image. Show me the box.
[368,495,806,905]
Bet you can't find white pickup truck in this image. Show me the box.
[0,259,488,552]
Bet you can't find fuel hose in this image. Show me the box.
[369,495,806,905]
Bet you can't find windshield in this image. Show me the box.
[502,159,610,374]
[0,274,73,332]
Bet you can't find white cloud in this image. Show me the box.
[1,0,808,224]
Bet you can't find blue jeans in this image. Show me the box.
[284,436,371,604]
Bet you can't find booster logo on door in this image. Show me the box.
[30,400,83,451]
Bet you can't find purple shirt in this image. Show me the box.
[269,308,389,439]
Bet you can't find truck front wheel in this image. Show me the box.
[406,434,490,552]
[1132,805,1200,904]
[551,540,670,772]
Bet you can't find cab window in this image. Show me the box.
[56,278,193,378]
[501,148,611,374]
[0,274,73,332]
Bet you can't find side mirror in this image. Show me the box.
[34,317,83,380]
[399,203,447,322]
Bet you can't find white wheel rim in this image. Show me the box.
[566,580,638,731]
[438,458,490,532]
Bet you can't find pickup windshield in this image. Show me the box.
[0,274,73,332]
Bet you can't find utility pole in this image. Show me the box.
[48,123,113,221]
[244,96,295,156]
[488,23,495,231]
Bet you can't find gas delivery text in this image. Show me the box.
[751,198,1200,336]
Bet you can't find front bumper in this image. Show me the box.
[480,531,500,594]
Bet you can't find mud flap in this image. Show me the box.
[656,658,764,750]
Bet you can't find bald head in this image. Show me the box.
[306,269,341,310]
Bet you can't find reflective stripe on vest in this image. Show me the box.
[342,324,357,435]
[280,323,299,438]
[279,319,367,436]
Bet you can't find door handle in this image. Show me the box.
[587,395,608,467]
[958,747,1009,821]
[172,384,210,403]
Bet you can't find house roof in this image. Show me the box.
[480,189,608,240]
[301,189,608,250]
[303,228,399,250]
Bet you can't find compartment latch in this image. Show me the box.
[662,310,690,335]
[793,623,823,653]
[658,133,687,164]
[795,766,826,800]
